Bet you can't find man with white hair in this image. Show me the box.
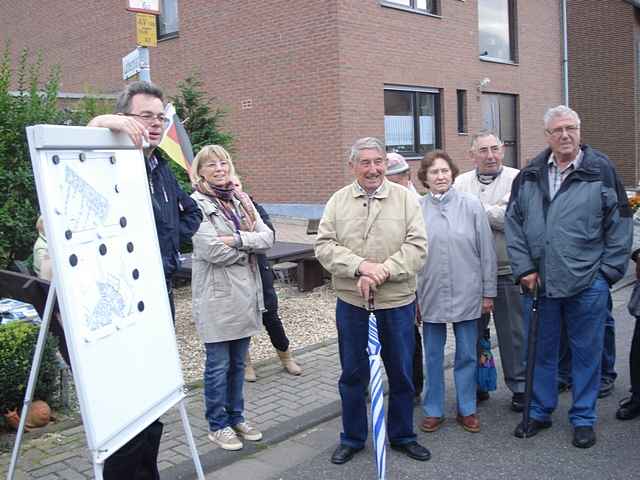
[316,137,430,465]
[454,130,526,412]
[506,105,632,449]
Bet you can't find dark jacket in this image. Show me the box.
[505,145,632,298]
[146,153,202,279]
[252,199,278,313]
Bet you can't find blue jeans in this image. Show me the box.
[423,319,477,417]
[558,291,616,384]
[204,338,251,431]
[523,274,609,427]
[336,299,417,448]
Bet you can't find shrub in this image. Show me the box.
[0,321,60,415]
[0,44,61,269]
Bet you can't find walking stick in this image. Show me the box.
[521,285,539,436]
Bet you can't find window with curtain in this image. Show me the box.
[158,0,179,38]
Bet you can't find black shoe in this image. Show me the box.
[511,393,526,413]
[390,441,431,461]
[514,419,552,438]
[558,381,571,393]
[477,390,490,402]
[616,397,640,420]
[572,426,596,449]
[330,444,363,465]
[598,378,615,399]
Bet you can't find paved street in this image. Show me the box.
[1,272,639,479]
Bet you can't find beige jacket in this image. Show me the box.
[315,179,427,309]
[454,166,519,276]
[191,191,274,343]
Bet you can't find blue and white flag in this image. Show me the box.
[367,311,386,480]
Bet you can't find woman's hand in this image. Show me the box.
[218,235,236,247]
[481,297,494,314]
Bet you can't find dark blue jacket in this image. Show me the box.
[146,153,202,279]
[506,145,632,298]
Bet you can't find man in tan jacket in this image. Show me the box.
[315,137,429,465]
[454,130,525,412]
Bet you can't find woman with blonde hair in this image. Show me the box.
[190,145,274,450]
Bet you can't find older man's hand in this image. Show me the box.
[358,261,390,285]
[357,275,377,300]
[87,114,149,148]
[520,272,539,293]
[481,297,494,314]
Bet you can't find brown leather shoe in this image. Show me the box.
[457,414,480,433]
[420,416,445,432]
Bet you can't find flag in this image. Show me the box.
[158,103,194,172]
[368,310,386,480]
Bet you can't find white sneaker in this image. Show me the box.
[232,421,263,441]
[208,426,243,450]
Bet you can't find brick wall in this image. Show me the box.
[1,0,563,205]
[567,0,638,187]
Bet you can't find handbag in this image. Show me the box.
[628,280,640,317]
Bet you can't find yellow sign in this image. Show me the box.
[136,13,157,47]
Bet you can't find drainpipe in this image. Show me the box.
[561,0,569,106]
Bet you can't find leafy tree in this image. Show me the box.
[0,44,61,268]
[168,73,233,190]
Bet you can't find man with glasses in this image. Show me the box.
[454,130,526,412]
[506,105,631,449]
[88,81,202,479]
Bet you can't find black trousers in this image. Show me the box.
[103,420,163,480]
[630,317,640,399]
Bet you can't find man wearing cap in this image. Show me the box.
[454,130,526,412]
[385,152,424,401]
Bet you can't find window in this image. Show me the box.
[158,0,179,38]
[478,0,516,62]
[384,87,440,156]
[456,90,467,134]
[382,0,439,15]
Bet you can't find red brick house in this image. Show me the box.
[2,1,565,215]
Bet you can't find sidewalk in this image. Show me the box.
[1,211,635,478]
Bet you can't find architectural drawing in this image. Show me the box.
[62,165,109,230]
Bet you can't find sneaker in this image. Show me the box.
[208,426,243,451]
[598,378,615,399]
[232,421,263,441]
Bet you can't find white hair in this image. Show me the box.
[543,105,581,129]
[349,137,385,164]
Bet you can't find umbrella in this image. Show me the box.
[521,286,540,436]
[367,294,386,480]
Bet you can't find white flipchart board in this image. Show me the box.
[27,125,185,465]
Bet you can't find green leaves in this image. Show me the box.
[0,321,60,414]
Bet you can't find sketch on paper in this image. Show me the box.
[63,165,109,230]
[84,273,135,333]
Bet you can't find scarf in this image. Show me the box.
[476,166,503,185]
[194,178,256,232]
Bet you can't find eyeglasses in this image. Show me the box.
[546,125,580,137]
[124,112,169,125]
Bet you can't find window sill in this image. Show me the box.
[158,32,180,42]
[380,2,441,18]
[457,132,469,136]
[479,55,518,66]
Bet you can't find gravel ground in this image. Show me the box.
[173,281,338,384]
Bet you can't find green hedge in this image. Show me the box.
[0,321,60,414]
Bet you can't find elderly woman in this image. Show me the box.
[416,150,496,434]
[190,145,274,451]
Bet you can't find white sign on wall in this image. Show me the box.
[126,0,160,15]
